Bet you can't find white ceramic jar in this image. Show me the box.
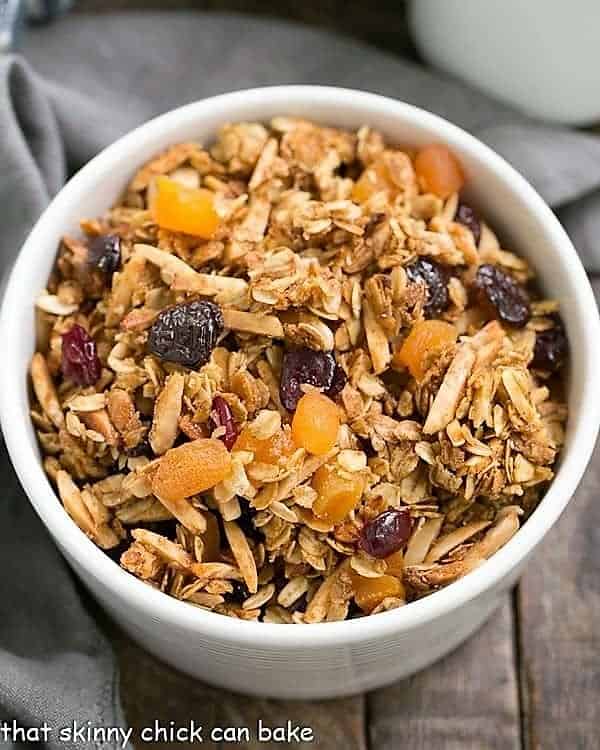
[410,0,600,125]
[1,87,599,698]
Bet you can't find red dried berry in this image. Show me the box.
[327,364,347,399]
[88,234,121,275]
[405,257,450,318]
[359,508,412,559]
[61,324,102,386]
[147,300,224,368]
[532,319,567,372]
[228,580,250,604]
[210,395,238,450]
[474,264,531,327]
[279,347,338,412]
[455,203,481,246]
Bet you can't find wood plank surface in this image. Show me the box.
[113,626,366,750]
[368,597,521,750]
[517,279,600,750]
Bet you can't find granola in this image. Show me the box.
[29,118,568,623]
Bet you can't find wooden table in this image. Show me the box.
[67,3,597,746]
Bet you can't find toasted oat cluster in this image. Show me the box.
[30,118,568,623]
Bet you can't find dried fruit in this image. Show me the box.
[414,144,464,198]
[352,158,395,203]
[151,438,232,502]
[474,264,531,327]
[233,426,295,464]
[532,320,567,372]
[359,508,413,559]
[292,391,340,456]
[327,365,348,399]
[148,300,224,368]
[229,580,250,604]
[61,324,102,386]
[352,573,405,613]
[151,175,220,238]
[87,234,121,275]
[279,348,339,411]
[312,464,365,523]
[455,203,481,246]
[384,549,404,577]
[210,395,238,450]
[395,320,458,380]
[406,257,450,318]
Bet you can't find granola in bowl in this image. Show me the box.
[29,117,568,624]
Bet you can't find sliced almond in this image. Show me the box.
[149,373,185,455]
[223,520,258,593]
[222,308,283,338]
[30,353,64,429]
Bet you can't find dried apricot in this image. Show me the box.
[351,573,406,613]
[414,144,464,198]
[291,391,340,455]
[394,320,458,380]
[384,550,404,577]
[312,464,365,523]
[151,438,231,502]
[352,158,395,203]
[151,175,220,238]
[233,425,295,464]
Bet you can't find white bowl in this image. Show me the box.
[2,86,599,699]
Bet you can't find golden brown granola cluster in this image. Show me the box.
[30,118,567,623]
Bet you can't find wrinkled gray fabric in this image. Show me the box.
[1,11,600,748]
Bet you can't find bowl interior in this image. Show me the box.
[2,86,599,643]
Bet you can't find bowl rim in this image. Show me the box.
[2,84,599,648]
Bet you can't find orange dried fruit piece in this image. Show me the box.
[384,549,404,577]
[233,425,295,464]
[395,320,458,381]
[414,144,465,199]
[151,437,231,503]
[150,175,220,238]
[291,391,340,456]
[200,512,221,562]
[351,573,406,613]
[312,464,365,524]
[352,158,395,203]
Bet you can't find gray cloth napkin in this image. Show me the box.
[1,11,600,748]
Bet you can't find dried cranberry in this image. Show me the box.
[455,203,481,246]
[61,324,102,386]
[88,234,121,275]
[474,264,531,327]
[405,257,450,318]
[359,508,412,559]
[229,580,250,604]
[326,364,347,399]
[532,320,567,372]
[279,348,337,411]
[147,300,224,368]
[210,395,238,450]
